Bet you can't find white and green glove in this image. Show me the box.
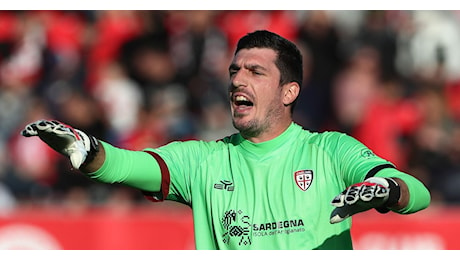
[21,119,99,170]
[330,177,400,224]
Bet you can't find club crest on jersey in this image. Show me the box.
[294,170,313,191]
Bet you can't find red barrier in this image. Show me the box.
[351,205,459,250]
[0,202,195,250]
[0,203,456,250]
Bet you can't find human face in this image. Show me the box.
[228,48,290,142]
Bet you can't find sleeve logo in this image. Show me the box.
[360,148,376,159]
[294,170,313,191]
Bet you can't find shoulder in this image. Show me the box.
[297,127,367,155]
[153,133,240,153]
[299,127,352,145]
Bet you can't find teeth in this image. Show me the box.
[235,96,248,102]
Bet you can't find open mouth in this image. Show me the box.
[234,95,254,107]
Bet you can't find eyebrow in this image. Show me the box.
[228,63,239,71]
[246,64,267,72]
[228,63,268,72]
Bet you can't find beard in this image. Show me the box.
[232,102,284,139]
[232,117,264,138]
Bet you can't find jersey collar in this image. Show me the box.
[238,122,301,156]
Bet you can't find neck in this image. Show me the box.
[242,120,293,143]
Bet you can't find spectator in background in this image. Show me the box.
[217,10,298,49]
[407,85,460,204]
[48,89,114,207]
[167,11,229,84]
[85,10,145,90]
[119,29,197,143]
[352,10,398,81]
[332,45,381,135]
[351,76,422,171]
[331,44,416,170]
[5,98,59,205]
[92,62,144,146]
[395,11,460,85]
[392,11,460,205]
[167,10,231,118]
[0,182,15,215]
[294,10,343,131]
[34,10,89,95]
[445,80,460,122]
[0,11,45,90]
[0,11,54,206]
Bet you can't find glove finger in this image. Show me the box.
[330,184,373,224]
[21,124,38,137]
[374,185,390,198]
[36,120,69,135]
[69,147,86,169]
[344,184,361,205]
[330,184,361,207]
[331,202,374,224]
[330,188,357,223]
[331,199,374,224]
[40,120,80,142]
[330,207,349,224]
[359,183,377,202]
[23,120,77,155]
[21,122,40,137]
[331,192,345,207]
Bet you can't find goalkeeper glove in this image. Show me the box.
[21,119,99,170]
[330,177,400,224]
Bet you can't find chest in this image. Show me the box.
[202,147,341,217]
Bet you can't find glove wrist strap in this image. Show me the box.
[81,135,100,167]
[376,177,400,213]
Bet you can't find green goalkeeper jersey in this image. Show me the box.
[92,122,430,250]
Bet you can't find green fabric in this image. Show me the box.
[375,168,431,214]
[88,123,430,249]
[87,141,161,192]
[145,123,430,249]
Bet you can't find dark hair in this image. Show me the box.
[235,30,303,87]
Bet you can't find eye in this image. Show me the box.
[229,67,239,77]
[249,67,264,76]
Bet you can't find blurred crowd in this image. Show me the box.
[0,10,460,212]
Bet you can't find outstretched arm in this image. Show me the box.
[22,119,162,193]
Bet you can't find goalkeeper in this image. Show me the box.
[21,30,430,249]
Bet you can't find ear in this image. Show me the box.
[282,82,300,106]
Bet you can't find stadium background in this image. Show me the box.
[0,10,459,249]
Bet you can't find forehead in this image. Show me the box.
[231,48,278,67]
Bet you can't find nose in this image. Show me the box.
[230,70,246,90]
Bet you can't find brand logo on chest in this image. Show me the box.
[294,170,313,191]
[214,180,235,191]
